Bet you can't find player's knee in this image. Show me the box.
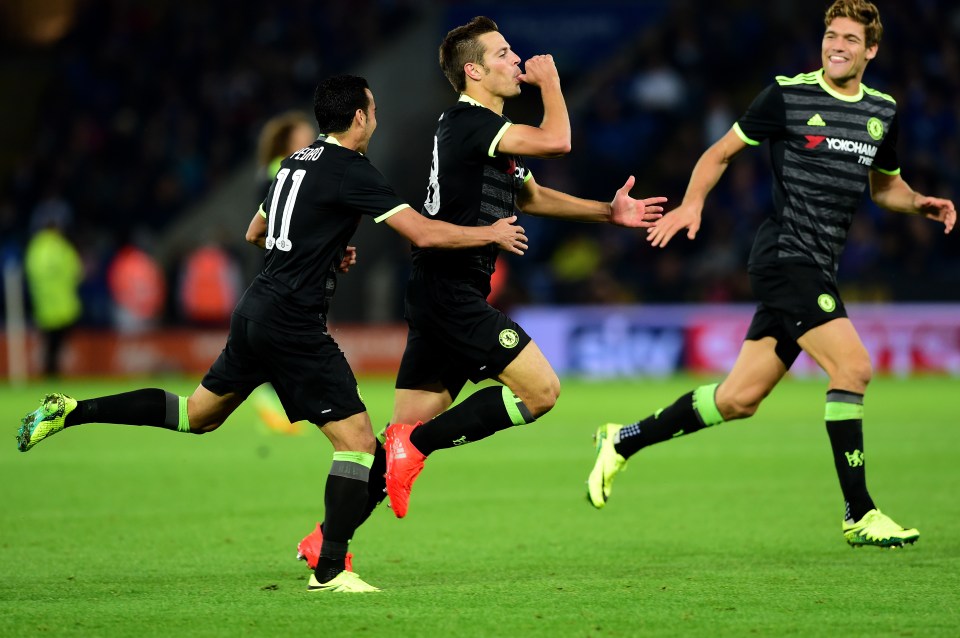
[524,376,560,418]
[835,358,872,391]
[721,400,757,420]
[189,418,223,434]
[352,430,377,454]
[716,389,764,420]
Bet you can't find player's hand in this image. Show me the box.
[646,202,703,248]
[609,175,666,228]
[915,194,956,234]
[337,246,358,272]
[518,55,560,89]
[491,216,528,255]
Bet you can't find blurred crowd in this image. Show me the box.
[1,0,419,328]
[1,0,957,333]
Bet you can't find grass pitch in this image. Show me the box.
[1,375,957,637]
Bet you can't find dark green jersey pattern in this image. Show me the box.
[235,135,406,333]
[414,95,530,279]
[734,69,899,280]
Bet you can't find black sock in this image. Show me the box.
[355,440,387,528]
[65,389,182,430]
[614,387,724,459]
[409,385,534,456]
[825,390,874,521]
[320,439,388,535]
[614,392,696,458]
[315,460,369,582]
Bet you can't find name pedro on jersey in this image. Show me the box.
[290,146,325,162]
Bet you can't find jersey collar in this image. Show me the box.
[815,68,864,103]
[459,94,493,111]
[317,134,363,155]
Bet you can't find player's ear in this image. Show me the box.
[865,44,878,61]
[464,62,482,83]
[355,108,366,128]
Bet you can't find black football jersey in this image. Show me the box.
[236,135,407,332]
[414,95,530,277]
[734,69,899,279]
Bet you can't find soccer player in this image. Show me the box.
[249,110,317,436]
[586,0,956,548]
[383,16,668,518]
[16,75,528,592]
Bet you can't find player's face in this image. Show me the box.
[358,89,377,153]
[477,31,522,98]
[821,17,877,90]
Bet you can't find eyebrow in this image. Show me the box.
[825,28,863,42]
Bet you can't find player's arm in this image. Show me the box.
[384,207,528,255]
[647,128,749,248]
[245,208,268,248]
[496,55,571,158]
[517,173,666,227]
[869,172,956,234]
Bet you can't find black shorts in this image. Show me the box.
[202,312,365,425]
[395,267,531,396]
[745,263,847,368]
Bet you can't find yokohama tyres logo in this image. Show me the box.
[804,135,877,156]
[803,135,877,165]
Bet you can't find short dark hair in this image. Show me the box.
[824,0,882,48]
[439,16,499,93]
[313,75,371,134]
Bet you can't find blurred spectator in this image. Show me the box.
[256,110,316,189]
[24,214,83,377]
[628,53,686,112]
[107,233,166,332]
[178,242,242,326]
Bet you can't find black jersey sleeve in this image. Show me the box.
[259,178,276,217]
[340,157,408,221]
[733,83,785,146]
[452,106,512,159]
[872,112,900,174]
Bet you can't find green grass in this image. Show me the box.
[1,375,957,637]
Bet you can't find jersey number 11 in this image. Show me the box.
[265,168,306,251]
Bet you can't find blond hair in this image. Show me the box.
[256,111,314,168]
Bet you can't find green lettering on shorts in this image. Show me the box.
[499,329,519,349]
[817,293,836,313]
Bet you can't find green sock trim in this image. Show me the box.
[177,396,191,432]
[501,385,533,426]
[332,451,375,469]
[825,402,864,421]
[692,383,724,426]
